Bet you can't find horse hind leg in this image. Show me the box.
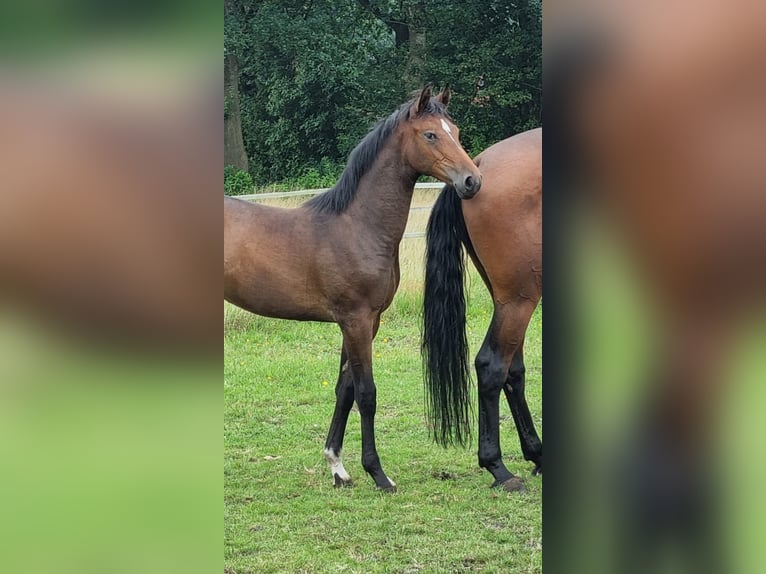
[503,344,543,475]
[323,346,355,487]
[475,302,535,492]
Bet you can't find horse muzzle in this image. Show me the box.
[455,173,482,199]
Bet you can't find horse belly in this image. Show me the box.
[224,205,333,322]
[225,260,333,322]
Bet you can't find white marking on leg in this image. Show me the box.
[440,118,457,144]
[324,447,351,482]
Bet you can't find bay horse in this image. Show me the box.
[422,128,542,492]
[549,1,766,571]
[224,86,482,491]
[0,77,220,353]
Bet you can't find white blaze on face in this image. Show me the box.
[440,118,458,144]
[324,447,351,482]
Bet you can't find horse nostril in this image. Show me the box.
[465,176,475,191]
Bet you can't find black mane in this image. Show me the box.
[305,97,448,215]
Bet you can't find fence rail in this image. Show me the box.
[234,182,443,239]
[235,181,444,201]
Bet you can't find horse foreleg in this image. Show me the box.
[340,313,396,491]
[324,346,355,487]
[502,344,543,475]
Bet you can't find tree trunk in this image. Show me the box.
[224,53,248,172]
[403,1,427,91]
[357,0,426,92]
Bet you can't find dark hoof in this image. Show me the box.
[532,464,542,476]
[333,474,354,488]
[377,485,397,493]
[492,477,527,493]
[377,477,396,494]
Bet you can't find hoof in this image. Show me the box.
[532,464,542,476]
[376,476,397,493]
[333,474,354,488]
[492,477,527,493]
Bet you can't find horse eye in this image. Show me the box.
[424,131,437,142]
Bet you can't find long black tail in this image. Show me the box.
[422,184,474,447]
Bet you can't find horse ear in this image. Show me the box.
[412,84,433,116]
[436,84,451,107]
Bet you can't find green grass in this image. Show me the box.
[570,215,766,574]
[224,266,542,573]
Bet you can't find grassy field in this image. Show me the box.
[224,234,542,574]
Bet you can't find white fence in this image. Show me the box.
[237,181,444,239]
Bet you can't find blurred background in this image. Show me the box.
[545,1,766,573]
[0,1,220,573]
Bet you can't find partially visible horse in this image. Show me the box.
[0,77,220,353]
[549,1,766,570]
[224,86,482,491]
[422,129,542,492]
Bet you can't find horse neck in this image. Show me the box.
[345,136,418,251]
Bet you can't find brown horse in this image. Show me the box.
[0,77,220,354]
[422,128,542,492]
[549,1,766,571]
[224,86,482,491]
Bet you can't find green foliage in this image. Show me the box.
[225,0,541,184]
[293,158,344,189]
[247,158,344,194]
[224,165,254,196]
[232,0,401,183]
[424,0,542,153]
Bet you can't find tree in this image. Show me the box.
[357,0,428,91]
[224,0,542,185]
[224,0,255,172]
[235,0,404,182]
[425,0,542,153]
[224,51,248,171]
